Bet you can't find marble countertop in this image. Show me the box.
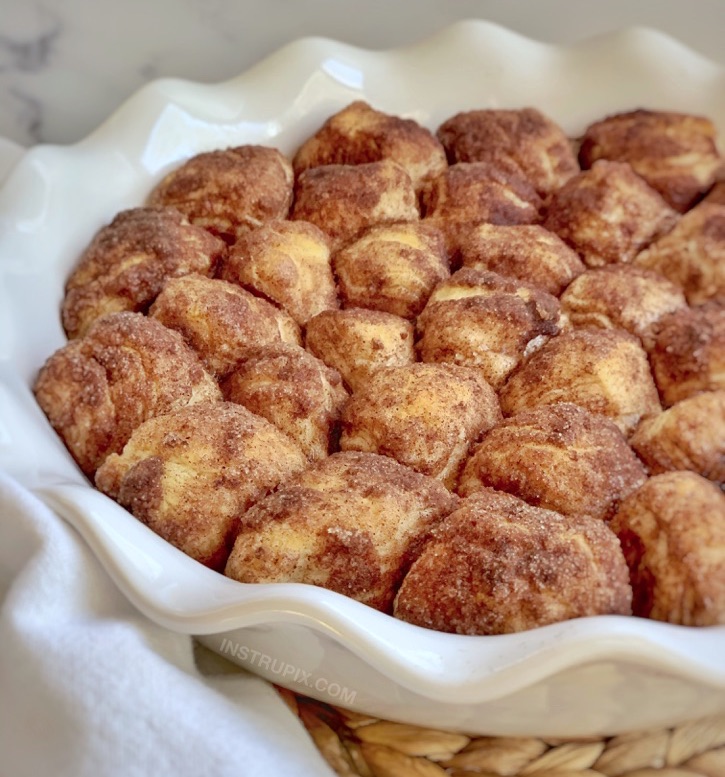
[1,0,724,149]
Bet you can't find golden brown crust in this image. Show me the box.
[579,109,722,212]
[221,344,349,461]
[218,219,338,325]
[62,207,226,340]
[416,268,562,390]
[649,302,725,406]
[149,274,301,377]
[34,312,221,476]
[340,363,502,488]
[292,100,447,191]
[609,472,725,625]
[704,181,725,206]
[290,160,419,251]
[436,108,580,198]
[147,145,294,244]
[332,221,449,318]
[305,308,415,392]
[543,160,678,267]
[393,488,632,635]
[629,391,725,484]
[634,200,725,306]
[95,401,308,571]
[559,264,687,350]
[458,403,647,521]
[500,328,662,436]
[456,223,585,296]
[224,451,460,612]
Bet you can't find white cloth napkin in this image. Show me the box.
[0,471,334,777]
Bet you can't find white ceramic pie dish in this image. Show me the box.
[0,20,724,737]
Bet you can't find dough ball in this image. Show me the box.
[416,268,562,389]
[34,312,221,476]
[149,274,300,377]
[340,363,502,488]
[649,302,725,406]
[500,328,661,436]
[635,200,725,306]
[579,109,722,212]
[218,219,338,326]
[393,488,632,635]
[62,206,226,340]
[305,307,414,392]
[458,403,647,521]
[95,401,307,571]
[332,221,449,318]
[630,391,725,485]
[457,223,584,296]
[609,472,725,625]
[222,344,348,461]
[436,107,579,198]
[224,451,459,612]
[560,264,687,350]
[292,100,447,191]
[290,159,419,251]
[543,160,678,267]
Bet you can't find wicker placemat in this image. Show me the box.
[277,689,725,776]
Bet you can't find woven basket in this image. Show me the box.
[278,689,725,777]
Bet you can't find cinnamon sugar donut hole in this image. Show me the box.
[630,391,725,485]
[578,109,722,212]
[609,472,725,625]
[456,223,584,296]
[290,159,419,251]
[149,274,300,378]
[95,401,308,571]
[393,488,632,635]
[500,328,661,436]
[458,403,647,521]
[292,100,447,191]
[340,363,502,488]
[543,160,678,267]
[332,221,449,319]
[34,312,221,476]
[224,451,459,612]
[62,206,226,340]
[148,145,294,244]
[305,308,415,392]
[222,344,348,461]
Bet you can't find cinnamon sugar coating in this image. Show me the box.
[579,109,722,212]
[436,108,579,198]
[393,488,632,635]
[705,181,725,206]
[560,264,687,350]
[630,391,725,485]
[62,206,226,340]
[292,100,447,191]
[218,219,338,326]
[148,145,294,244]
[458,403,647,521]
[456,223,585,296]
[500,328,662,436]
[305,308,415,392]
[416,268,562,390]
[290,160,419,251]
[543,160,678,267]
[332,221,449,319]
[222,344,348,461]
[149,274,300,378]
[224,451,459,612]
[340,363,502,488]
[34,312,221,476]
[610,472,725,625]
[95,401,308,571]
